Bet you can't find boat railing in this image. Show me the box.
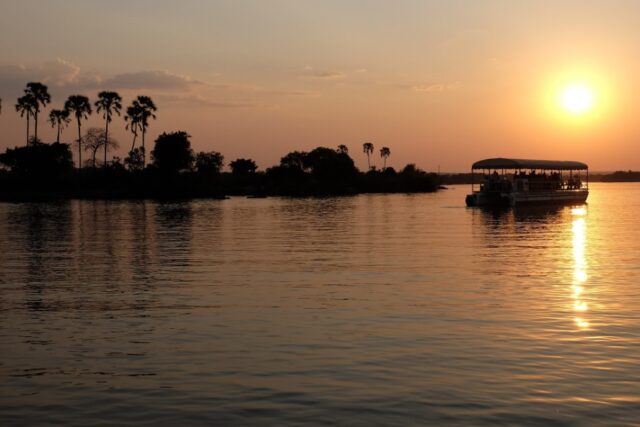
[474,172,589,193]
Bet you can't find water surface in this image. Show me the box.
[1,183,640,425]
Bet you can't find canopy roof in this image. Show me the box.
[472,158,588,170]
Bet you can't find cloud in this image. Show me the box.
[309,71,347,80]
[0,60,204,97]
[0,59,310,110]
[155,94,256,109]
[412,82,459,92]
[0,59,102,95]
[39,59,83,86]
[299,66,347,80]
[303,71,347,80]
[202,82,318,100]
[103,70,203,91]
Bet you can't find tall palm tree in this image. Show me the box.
[64,95,92,169]
[24,82,51,142]
[49,109,71,143]
[15,94,36,145]
[380,146,391,170]
[136,96,157,167]
[124,102,142,153]
[95,91,122,167]
[337,144,348,155]
[363,142,374,170]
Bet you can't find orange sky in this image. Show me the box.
[1,0,639,171]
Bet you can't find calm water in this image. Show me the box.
[1,183,640,426]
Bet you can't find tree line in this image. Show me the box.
[0,83,438,199]
[2,82,398,172]
[8,82,157,168]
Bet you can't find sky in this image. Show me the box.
[1,0,640,171]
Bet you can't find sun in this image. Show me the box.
[560,84,594,114]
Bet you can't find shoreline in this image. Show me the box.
[0,187,438,203]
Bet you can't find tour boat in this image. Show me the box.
[465,158,589,207]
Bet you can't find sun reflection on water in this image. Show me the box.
[571,208,589,330]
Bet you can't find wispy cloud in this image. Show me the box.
[0,59,317,110]
[103,70,203,91]
[300,69,347,80]
[412,82,459,93]
[297,66,371,81]
[155,94,256,109]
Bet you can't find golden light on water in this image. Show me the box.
[571,210,590,330]
[571,207,587,216]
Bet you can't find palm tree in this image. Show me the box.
[337,144,348,155]
[136,96,157,167]
[363,142,374,170]
[95,91,122,167]
[124,101,142,153]
[64,95,92,169]
[48,109,71,143]
[380,146,391,170]
[15,94,36,145]
[24,82,51,142]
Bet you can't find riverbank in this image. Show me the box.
[0,167,439,201]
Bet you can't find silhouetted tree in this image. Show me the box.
[24,82,51,142]
[82,127,119,168]
[136,96,157,167]
[402,163,419,174]
[265,147,358,195]
[95,91,122,167]
[124,148,145,171]
[380,146,390,170]
[363,142,374,170]
[195,151,224,174]
[15,94,36,145]
[64,95,92,169]
[110,156,125,171]
[337,144,348,155]
[0,141,73,179]
[305,147,356,175]
[305,146,358,192]
[280,151,308,170]
[48,109,70,143]
[230,158,257,175]
[151,131,194,173]
[124,101,142,153]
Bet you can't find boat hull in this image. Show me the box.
[466,189,588,207]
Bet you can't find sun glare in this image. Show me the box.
[560,84,594,114]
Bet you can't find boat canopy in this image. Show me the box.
[472,158,588,171]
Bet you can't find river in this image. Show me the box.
[1,183,640,425]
